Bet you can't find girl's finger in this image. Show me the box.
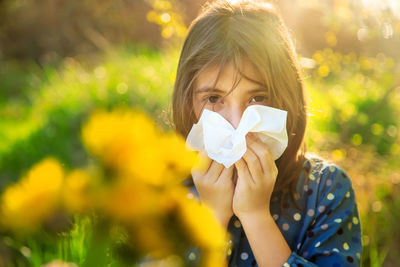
[242,147,264,183]
[246,133,275,174]
[217,164,234,184]
[235,158,255,185]
[206,160,225,183]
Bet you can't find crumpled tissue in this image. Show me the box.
[186,105,288,168]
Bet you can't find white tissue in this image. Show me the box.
[186,105,288,168]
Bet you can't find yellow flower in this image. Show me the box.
[165,187,228,250]
[201,250,228,267]
[126,132,197,186]
[82,109,196,187]
[159,133,198,183]
[82,109,158,171]
[100,179,162,222]
[131,220,174,258]
[0,158,64,234]
[62,169,95,214]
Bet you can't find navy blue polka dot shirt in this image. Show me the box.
[186,154,362,267]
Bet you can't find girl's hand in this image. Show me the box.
[232,133,278,219]
[191,152,235,229]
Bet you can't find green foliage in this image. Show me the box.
[306,49,400,157]
[0,47,178,187]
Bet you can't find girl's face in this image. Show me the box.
[193,59,269,129]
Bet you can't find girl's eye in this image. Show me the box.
[251,95,268,103]
[208,95,220,104]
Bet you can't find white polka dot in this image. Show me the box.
[188,252,196,261]
[234,219,241,228]
[307,209,315,217]
[332,248,340,253]
[272,214,279,220]
[343,242,350,250]
[327,193,335,200]
[240,252,249,260]
[321,224,329,230]
[323,250,330,256]
[316,178,321,184]
[187,193,194,199]
[297,243,301,249]
[283,263,290,267]
[353,217,359,225]
[334,218,342,223]
[304,185,309,191]
[318,205,326,213]
[282,223,290,231]
[326,179,333,186]
[310,174,316,180]
[357,253,361,259]
[345,191,351,198]
[315,242,321,248]
[293,213,301,221]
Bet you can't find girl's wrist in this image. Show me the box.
[236,209,273,225]
[215,212,232,229]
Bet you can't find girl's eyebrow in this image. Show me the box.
[194,86,268,95]
[194,86,226,94]
[247,87,268,94]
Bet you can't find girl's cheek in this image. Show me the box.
[192,97,205,117]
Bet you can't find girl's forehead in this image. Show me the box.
[195,59,264,88]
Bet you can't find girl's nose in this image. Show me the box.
[219,105,244,129]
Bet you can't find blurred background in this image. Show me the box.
[0,0,399,266]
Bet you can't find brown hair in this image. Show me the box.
[173,0,311,208]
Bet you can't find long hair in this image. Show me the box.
[172,0,311,207]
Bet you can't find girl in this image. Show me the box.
[173,1,362,266]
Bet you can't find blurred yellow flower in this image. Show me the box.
[154,0,172,10]
[62,169,95,214]
[318,65,330,77]
[351,133,363,146]
[0,158,64,234]
[359,56,373,70]
[332,149,346,161]
[82,109,197,187]
[325,31,337,47]
[144,133,197,186]
[371,123,384,135]
[202,250,228,267]
[166,187,228,250]
[312,51,324,64]
[101,179,162,222]
[82,109,157,170]
[132,220,174,258]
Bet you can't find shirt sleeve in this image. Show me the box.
[282,163,362,267]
